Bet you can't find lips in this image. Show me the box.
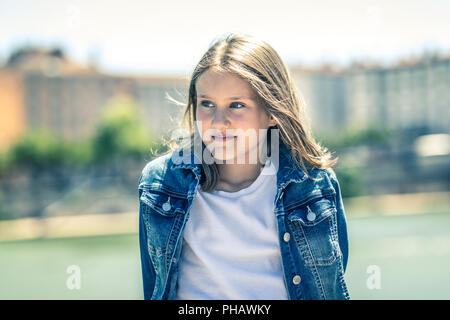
[213,135,236,141]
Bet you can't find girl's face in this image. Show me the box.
[195,69,276,163]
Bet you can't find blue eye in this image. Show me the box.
[231,102,245,109]
[200,101,213,108]
[199,100,246,109]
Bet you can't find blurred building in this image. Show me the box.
[0,47,188,151]
[1,47,449,200]
[1,47,448,155]
[291,64,347,135]
[291,55,450,136]
[291,56,450,195]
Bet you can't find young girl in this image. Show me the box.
[138,33,350,300]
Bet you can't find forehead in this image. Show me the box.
[196,70,256,98]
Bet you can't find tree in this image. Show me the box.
[7,129,70,173]
[91,94,157,166]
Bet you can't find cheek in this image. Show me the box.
[196,113,211,140]
[196,108,208,122]
[196,108,212,122]
[236,113,262,131]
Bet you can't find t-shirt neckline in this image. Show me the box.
[208,159,275,198]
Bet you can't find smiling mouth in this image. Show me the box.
[213,136,236,142]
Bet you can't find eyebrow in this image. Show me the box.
[198,94,254,100]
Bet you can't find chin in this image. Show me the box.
[210,149,238,163]
[204,138,259,164]
[212,148,257,164]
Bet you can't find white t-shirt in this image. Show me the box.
[175,159,288,300]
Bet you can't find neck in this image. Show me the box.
[215,153,268,192]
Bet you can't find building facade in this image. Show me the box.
[0,48,188,151]
[291,56,450,137]
[2,48,449,152]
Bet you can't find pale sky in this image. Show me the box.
[1,0,449,76]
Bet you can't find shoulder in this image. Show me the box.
[306,163,338,181]
[323,167,342,195]
[138,151,174,188]
[324,167,338,181]
[300,161,336,181]
[301,165,340,194]
[138,149,198,191]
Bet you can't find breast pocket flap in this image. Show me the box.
[286,197,336,226]
[140,189,187,217]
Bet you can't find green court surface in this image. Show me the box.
[0,212,449,299]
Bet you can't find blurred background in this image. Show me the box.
[0,0,449,299]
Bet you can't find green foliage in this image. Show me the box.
[0,189,5,220]
[0,151,9,175]
[0,95,159,174]
[316,126,396,151]
[91,95,156,163]
[1,131,96,174]
[315,126,391,198]
[66,139,94,167]
[0,189,13,220]
[334,164,364,198]
[6,129,72,171]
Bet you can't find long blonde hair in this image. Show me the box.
[163,33,338,192]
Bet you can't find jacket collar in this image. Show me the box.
[169,139,308,189]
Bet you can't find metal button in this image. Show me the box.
[162,201,171,211]
[306,207,316,221]
[283,232,290,242]
[293,275,301,285]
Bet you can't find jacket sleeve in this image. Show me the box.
[138,178,156,300]
[327,168,349,273]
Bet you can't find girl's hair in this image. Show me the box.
[161,32,338,192]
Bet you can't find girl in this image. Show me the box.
[138,33,350,300]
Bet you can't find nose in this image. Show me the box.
[211,108,231,132]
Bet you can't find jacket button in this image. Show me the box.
[293,275,301,285]
[283,232,290,242]
[306,209,316,221]
[162,202,171,211]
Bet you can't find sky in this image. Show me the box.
[1,0,449,76]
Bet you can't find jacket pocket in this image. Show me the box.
[286,195,341,267]
[140,188,188,217]
[139,187,188,264]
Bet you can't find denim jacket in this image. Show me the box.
[138,140,350,300]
